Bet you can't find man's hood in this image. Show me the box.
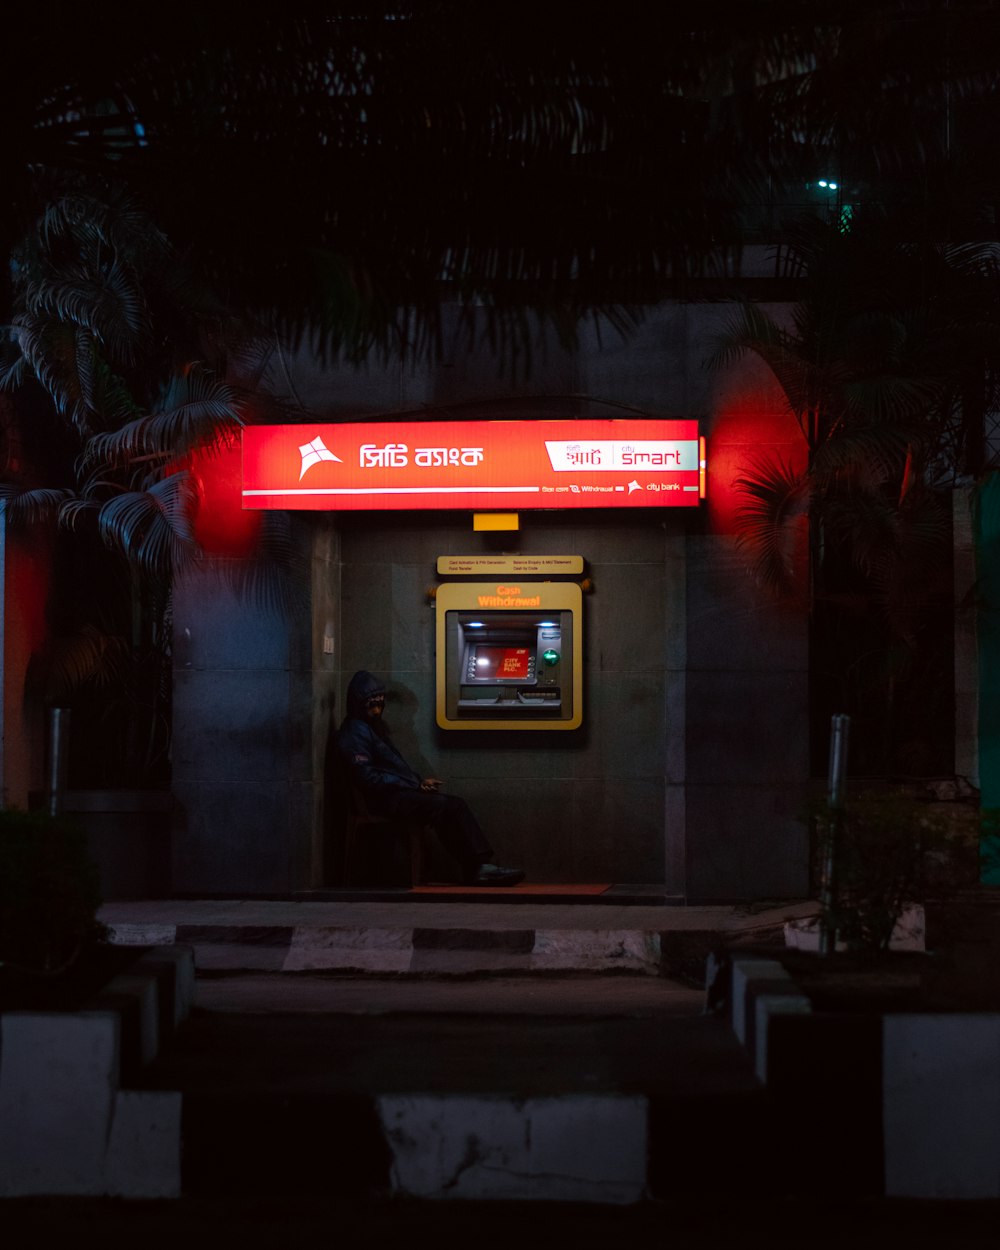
[346,670,386,715]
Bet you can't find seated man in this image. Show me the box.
[336,670,525,887]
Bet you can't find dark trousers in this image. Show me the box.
[378,789,493,870]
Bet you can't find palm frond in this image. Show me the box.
[57,496,100,530]
[705,302,790,372]
[941,241,1000,282]
[840,373,943,427]
[26,625,131,701]
[38,197,106,251]
[0,348,28,393]
[96,472,199,575]
[894,487,953,562]
[0,484,73,525]
[822,491,902,579]
[12,317,90,428]
[839,311,910,370]
[26,258,149,366]
[811,421,915,488]
[706,303,821,435]
[89,358,143,433]
[38,191,171,270]
[153,364,247,432]
[74,325,98,416]
[84,364,245,464]
[732,455,810,594]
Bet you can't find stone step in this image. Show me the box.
[135,998,770,1204]
[100,897,819,978]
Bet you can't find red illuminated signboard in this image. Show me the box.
[242,419,703,511]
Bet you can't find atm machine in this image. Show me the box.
[435,579,583,731]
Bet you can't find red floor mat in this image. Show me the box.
[409,883,611,896]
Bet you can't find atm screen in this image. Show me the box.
[473,646,531,681]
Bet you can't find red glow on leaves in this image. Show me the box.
[187,438,261,557]
[706,397,808,536]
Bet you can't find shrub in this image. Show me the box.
[811,788,976,953]
[0,807,106,975]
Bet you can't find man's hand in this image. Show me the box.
[420,777,443,792]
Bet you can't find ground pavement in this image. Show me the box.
[5,890,1000,1239]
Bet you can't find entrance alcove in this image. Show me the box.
[167,298,811,900]
[330,508,683,888]
[168,499,809,899]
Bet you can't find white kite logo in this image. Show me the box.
[298,436,342,479]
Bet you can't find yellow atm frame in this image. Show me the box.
[436,580,583,731]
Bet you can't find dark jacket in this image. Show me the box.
[336,671,423,807]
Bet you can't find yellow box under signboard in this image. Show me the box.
[473,512,520,531]
[436,581,583,731]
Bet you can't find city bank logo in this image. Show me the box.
[298,435,342,479]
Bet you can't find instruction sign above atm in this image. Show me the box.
[241,419,705,511]
[437,555,585,576]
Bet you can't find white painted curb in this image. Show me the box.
[883,1013,1000,1199]
[377,1094,648,1203]
[0,946,192,1198]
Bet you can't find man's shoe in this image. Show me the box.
[464,863,525,887]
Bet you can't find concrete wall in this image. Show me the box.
[685,307,811,900]
[169,297,810,898]
[170,516,339,893]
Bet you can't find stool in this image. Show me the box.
[343,786,429,886]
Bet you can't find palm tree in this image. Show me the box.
[0,190,274,785]
[711,213,1000,776]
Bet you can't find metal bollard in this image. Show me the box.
[46,706,71,817]
[819,713,850,956]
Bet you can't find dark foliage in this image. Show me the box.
[8,5,1000,360]
[713,212,1000,775]
[0,807,106,978]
